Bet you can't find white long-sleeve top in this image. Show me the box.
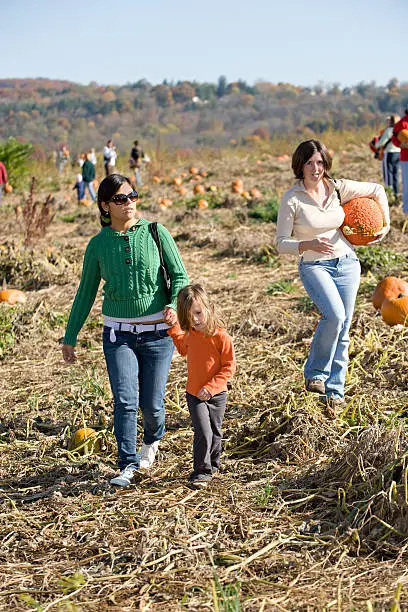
[375,127,400,154]
[276,178,390,262]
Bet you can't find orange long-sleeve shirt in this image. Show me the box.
[168,323,236,398]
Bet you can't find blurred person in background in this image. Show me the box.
[129,140,145,186]
[375,115,400,199]
[82,152,96,201]
[0,160,8,207]
[392,106,408,214]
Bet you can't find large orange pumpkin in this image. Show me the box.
[340,197,384,245]
[68,427,101,454]
[397,129,408,145]
[372,277,408,310]
[0,289,26,305]
[381,295,408,326]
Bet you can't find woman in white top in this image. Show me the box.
[276,140,390,409]
[375,115,401,197]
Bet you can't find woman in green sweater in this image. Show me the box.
[62,174,188,486]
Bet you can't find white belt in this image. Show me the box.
[106,321,169,343]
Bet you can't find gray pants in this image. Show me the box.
[186,391,227,474]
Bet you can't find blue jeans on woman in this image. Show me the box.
[103,328,174,469]
[385,152,400,196]
[299,253,361,399]
[84,181,96,201]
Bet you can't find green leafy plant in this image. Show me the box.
[248,196,280,223]
[0,137,33,188]
[267,280,297,295]
[355,246,406,275]
[211,571,241,611]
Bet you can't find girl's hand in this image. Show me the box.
[368,224,390,244]
[299,237,335,255]
[163,306,177,326]
[62,344,77,363]
[197,387,211,401]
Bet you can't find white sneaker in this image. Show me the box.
[110,464,137,486]
[139,441,160,469]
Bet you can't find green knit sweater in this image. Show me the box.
[64,218,188,346]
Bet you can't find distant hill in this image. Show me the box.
[1,77,407,156]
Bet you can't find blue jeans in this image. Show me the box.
[84,181,96,201]
[385,152,400,196]
[299,254,361,399]
[103,328,174,469]
[401,160,408,214]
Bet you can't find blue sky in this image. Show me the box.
[1,0,406,88]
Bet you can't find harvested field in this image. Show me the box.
[1,146,408,610]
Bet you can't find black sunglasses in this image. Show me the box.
[109,190,139,204]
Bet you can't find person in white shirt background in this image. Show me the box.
[103,139,115,176]
[375,115,401,199]
[276,139,390,411]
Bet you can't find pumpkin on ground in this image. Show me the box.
[231,179,244,194]
[197,199,209,209]
[68,427,101,454]
[193,184,205,195]
[79,199,92,207]
[249,188,262,200]
[173,177,182,186]
[381,295,408,326]
[176,186,187,196]
[152,176,161,183]
[397,129,408,145]
[340,197,384,245]
[0,289,26,305]
[189,167,199,175]
[4,183,13,193]
[372,277,408,310]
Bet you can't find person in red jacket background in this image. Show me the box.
[0,161,8,207]
[392,106,408,214]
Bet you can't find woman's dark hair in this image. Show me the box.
[291,139,333,180]
[97,174,133,227]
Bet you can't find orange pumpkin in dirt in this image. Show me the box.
[79,199,92,207]
[381,295,408,326]
[249,188,262,200]
[176,186,187,196]
[173,177,182,186]
[152,176,161,183]
[68,427,101,454]
[372,277,408,310]
[199,169,208,177]
[397,129,408,145]
[4,183,13,193]
[0,289,26,305]
[340,197,384,245]
[197,199,209,209]
[231,179,244,194]
[189,167,199,175]
[193,184,205,195]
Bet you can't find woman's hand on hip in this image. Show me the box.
[197,387,211,401]
[62,344,77,363]
[299,237,335,255]
[368,224,390,244]
[163,306,177,326]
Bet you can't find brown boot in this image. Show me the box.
[305,378,325,394]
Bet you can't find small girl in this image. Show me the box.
[168,284,236,488]
[73,173,85,203]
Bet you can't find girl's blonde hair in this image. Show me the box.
[177,284,224,335]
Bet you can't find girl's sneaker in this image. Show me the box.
[139,441,160,469]
[110,464,138,487]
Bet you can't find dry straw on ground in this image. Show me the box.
[0,147,408,610]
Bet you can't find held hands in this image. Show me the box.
[197,387,211,401]
[299,237,335,255]
[367,224,391,245]
[163,306,178,327]
[62,344,77,363]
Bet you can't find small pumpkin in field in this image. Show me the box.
[176,186,187,196]
[189,167,199,175]
[340,197,384,245]
[193,184,205,195]
[372,276,408,310]
[199,169,208,177]
[4,183,13,193]
[249,188,262,200]
[173,177,182,186]
[0,289,26,305]
[381,294,408,326]
[197,199,209,209]
[152,176,161,183]
[231,179,244,194]
[397,129,408,145]
[79,199,92,207]
[68,427,101,454]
